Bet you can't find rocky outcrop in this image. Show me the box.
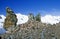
[4,7,18,30]
[3,20,45,39]
[2,7,60,39]
[0,16,2,19]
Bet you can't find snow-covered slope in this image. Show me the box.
[0,14,60,27]
[0,15,5,28]
[41,15,60,25]
[16,13,29,25]
[0,15,6,34]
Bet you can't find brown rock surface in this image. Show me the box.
[4,7,18,29]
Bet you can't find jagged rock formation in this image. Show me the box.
[2,20,45,39]
[2,9,46,39]
[2,7,60,39]
[4,7,18,31]
[0,16,2,19]
[28,13,41,22]
[35,13,41,22]
[28,13,34,21]
[2,16,59,39]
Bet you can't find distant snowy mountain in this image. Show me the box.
[0,14,60,27]
[41,15,60,25]
[0,15,6,34]
[16,13,29,25]
[0,15,5,28]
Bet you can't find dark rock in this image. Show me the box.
[0,16,2,19]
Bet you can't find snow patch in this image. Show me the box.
[41,15,60,25]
